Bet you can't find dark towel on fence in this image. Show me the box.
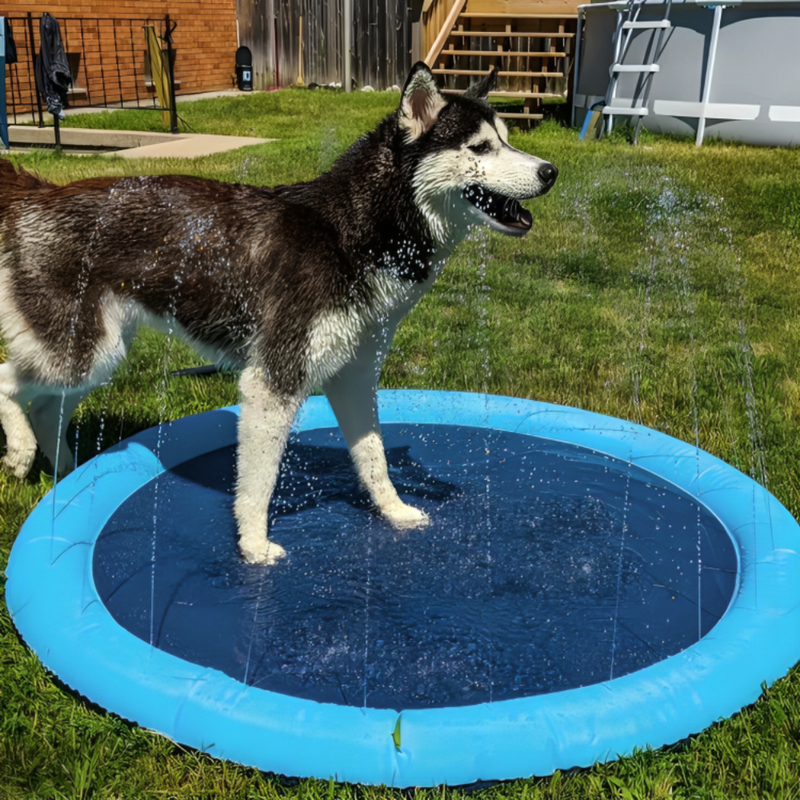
[4,17,18,65]
[35,13,71,118]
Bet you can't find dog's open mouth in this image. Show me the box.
[462,184,533,233]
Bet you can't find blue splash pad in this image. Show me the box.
[93,427,736,710]
[6,391,800,786]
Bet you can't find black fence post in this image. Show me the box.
[164,14,178,134]
[26,12,44,127]
[1,16,7,149]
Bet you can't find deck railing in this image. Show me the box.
[423,0,466,65]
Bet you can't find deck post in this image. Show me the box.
[572,8,583,129]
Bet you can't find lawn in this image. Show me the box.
[1,90,800,799]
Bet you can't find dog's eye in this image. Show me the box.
[468,142,492,155]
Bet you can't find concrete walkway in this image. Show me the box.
[6,90,272,158]
[6,125,273,159]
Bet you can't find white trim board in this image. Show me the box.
[768,106,800,122]
[653,100,761,120]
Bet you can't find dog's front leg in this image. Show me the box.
[0,363,38,479]
[323,332,429,530]
[234,366,302,564]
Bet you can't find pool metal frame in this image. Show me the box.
[6,390,800,786]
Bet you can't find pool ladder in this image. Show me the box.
[602,0,673,142]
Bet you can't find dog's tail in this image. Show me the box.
[0,157,51,190]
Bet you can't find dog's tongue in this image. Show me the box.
[501,199,532,231]
[464,184,532,231]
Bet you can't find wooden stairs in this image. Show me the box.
[422,0,579,124]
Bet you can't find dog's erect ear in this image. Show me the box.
[463,68,498,102]
[399,62,448,140]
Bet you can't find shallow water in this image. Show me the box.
[93,423,737,710]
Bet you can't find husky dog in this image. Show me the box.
[0,63,557,564]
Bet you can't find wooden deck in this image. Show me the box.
[422,0,579,124]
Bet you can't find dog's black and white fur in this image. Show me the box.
[0,64,557,564]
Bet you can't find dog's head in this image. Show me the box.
[398,63,557,240]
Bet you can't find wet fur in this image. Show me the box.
[0,64,556,564]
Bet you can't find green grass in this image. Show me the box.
[2,92,800,798]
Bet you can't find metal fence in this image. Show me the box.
[237,0,419,92]
[4,13,175,126]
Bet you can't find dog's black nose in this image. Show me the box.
[538,162,558,187]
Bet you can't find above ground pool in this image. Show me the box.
[574,0,800,147]
[7,391,800,786]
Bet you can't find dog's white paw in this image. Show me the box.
[2,445,36,480]
[239,538,287,565]
[383,500,430,530]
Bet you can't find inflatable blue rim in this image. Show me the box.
[6,390,800,787]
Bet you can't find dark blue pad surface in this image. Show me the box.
[93,424,737,710]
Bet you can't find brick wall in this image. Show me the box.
[3,1,238,119]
